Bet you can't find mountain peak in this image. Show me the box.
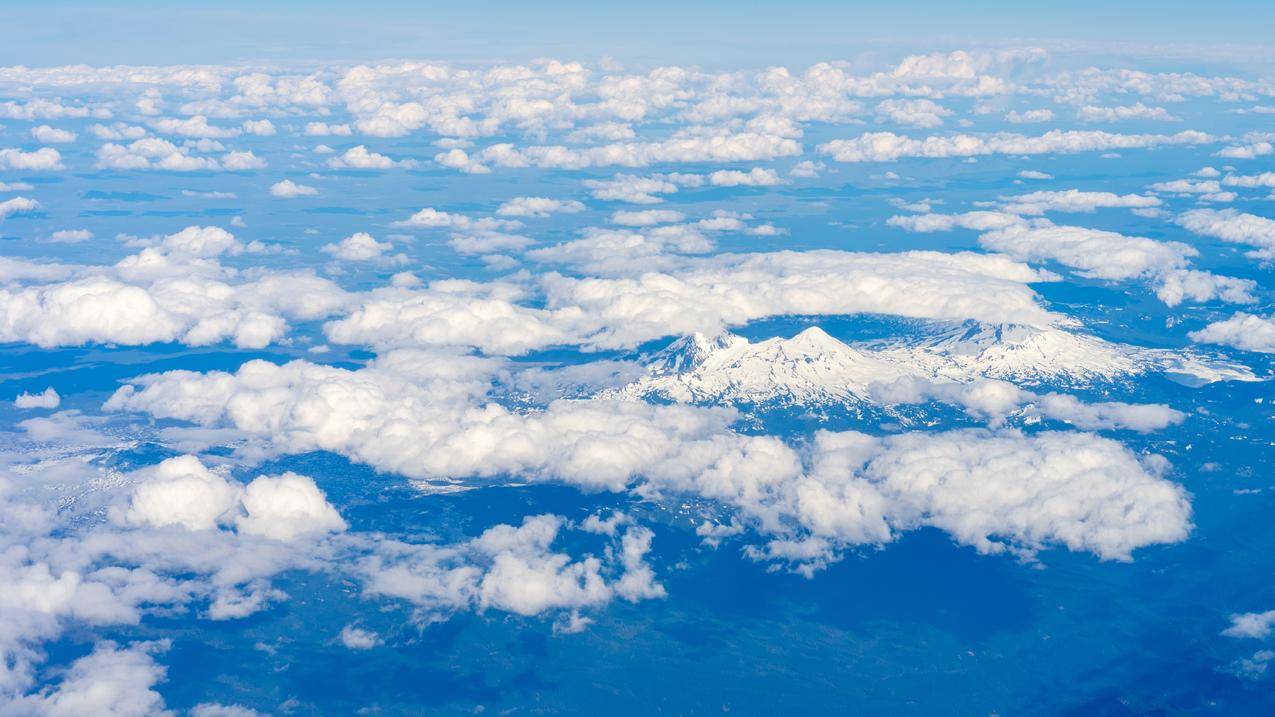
[617,321,1259,411]
[619,327,913,406]
[789,325,838,345]
[648,330,746,375]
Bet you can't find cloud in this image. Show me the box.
[1025,393,1186,432]
[269,179,318,197]
[789,160,824,178]
[98,353,785,491]
[95,139,264,172]
[150,114,240,138]
[0,435,668,701]
[1217,141,1273,160]
[235,472,347,541]
[14,388,60,410]
[1153,269,1256,307]
[583,174,683,203]
[1224,650,1274,680]
[875,98,952,128]
[546,250,1059,349]
[1224,611,1275,640]
[883,49,1041,94]
[118,453,344,541]
[0,196,40,221]
[0,225,348,349]
[220,151,267,170]
[138,225,247,258]
[800,429,1190,562]
[304,122,352,136]
[319,249,1058,354]
[1017,170,1053,180]
[1148,178,1231,201]
[1188,313,1275,353]
[871,376,1184,432]
[995,189,1161,215]
[241,119,276,136]
[391,207,519,231]
[11,641,171,717]
[30,125,76,143]
[565,122,636,143]
[361,514,665,619]
[982,223,1189,280]
[611,209,685,226]
[46,229,93,244]
[320,52,1044,150]
[432,148,490,174]
[0,99,104,120]
[448,231,534,255]
[0,257,77,283]
[191,703,265,717]
[613,526,667,601]
[496,197,586,217]
[474,515,615,614]
[1223,172,1275,188]
[326,145,409,169]
[105,355,1193,566]
[0,279,199,347]
[121,455,241,532]
[322,232,395,261]
[1078,103,1179,122]
[96,139,213,170]
[323,283,570,354]
[527,225,715,274]
[339,625,380,650]
[889,211,1254,306]
[88,123,147,140]
[707,167,783,186]
[458,131,801,172]
[0,147,64,170]
[1005,109,1054,123]
[1176,208,1275,258]
[818,130,1212,162]
[0,499,426,705]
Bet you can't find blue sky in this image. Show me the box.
[4,0,1275,67]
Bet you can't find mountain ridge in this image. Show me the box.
[610,322,1258,409]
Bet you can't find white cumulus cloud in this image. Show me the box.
[269,179,318,197]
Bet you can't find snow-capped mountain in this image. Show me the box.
[869,321,1257,386]
[871,321,1139,383]
[612,323,1257,409]
[615,327,914,406]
